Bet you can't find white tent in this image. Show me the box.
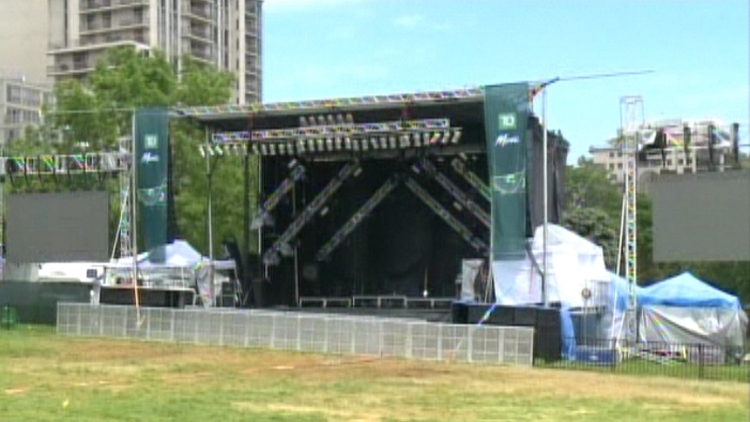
[493,224,611,309]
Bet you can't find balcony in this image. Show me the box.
[184,3,213,22]
[119,15,147,28]
[186,25,213,42]
[80,0,148,13]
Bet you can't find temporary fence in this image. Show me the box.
[537,337,749,383]
[56,303,535,366]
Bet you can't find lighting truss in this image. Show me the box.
[213,119,452,143]
[263,161,360,266]
[177,87,484,117]
[418,159,490,228]
[403,177,488,253]
[203,119,462,156]
[450,158,490,202]
[1,152,129,178]
[316,176,399,262]
[251,162,305,229]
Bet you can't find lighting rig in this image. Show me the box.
[1,152,128,184]
[250,160,305,230]
[200,118,462,158]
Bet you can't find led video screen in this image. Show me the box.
[6,191,110,262]
[652,171,750,262]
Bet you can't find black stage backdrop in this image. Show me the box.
[262,157,489,305]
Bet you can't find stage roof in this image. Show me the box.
[174,87,507,132]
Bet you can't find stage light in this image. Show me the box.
[345,113,354,124]
[379,136,388,149]
[277,143,286,155]
[353,167,363,177]
[429,133,441,144]
[316,139,325,152]
[345,137,353,150]
[326,115,336,126]
[260,144,268,155]
[360,138,368,151]
[297,141,306,154]
[451,130,462,144]
[370,138,379,149]
[320,206,330,217]
[251,144,259,154]
[317,116,326,126]
[199,146,206,157]
[307,139,315,151]
[300,116,309,127]
[400,134,410,148]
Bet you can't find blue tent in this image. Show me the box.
[638,272,742,310]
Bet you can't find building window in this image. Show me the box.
[609,152,615,158]
[617,163,623,169]
[102,12,112,29]
[608,163,615,170]
[678,159,684,165]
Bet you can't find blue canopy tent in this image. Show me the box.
[639,272,742,309]
[637,272,747,363]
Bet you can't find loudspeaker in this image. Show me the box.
[451,302,468,324]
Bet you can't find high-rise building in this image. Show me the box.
[46,0,262,104]
[0,76,54,146]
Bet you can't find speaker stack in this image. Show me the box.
[452,302,562,362]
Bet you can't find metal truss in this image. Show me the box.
[263,161,360,265]
[201,119,462,157]
[450,158,490,202]
[177,87,484,117]
[403,177,488,253]
[418,158,490,228]
[316,176,399,262]
[2,152,128,179]
[251,162,305,229]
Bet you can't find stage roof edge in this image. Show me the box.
[174,86,490,123]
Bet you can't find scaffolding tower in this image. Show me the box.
[617,96,644,346]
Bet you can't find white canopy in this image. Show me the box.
[493,224,611,308]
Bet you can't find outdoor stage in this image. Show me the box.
[178,85,568,309]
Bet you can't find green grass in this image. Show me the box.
[537,358,749,383]
[0,325,748,422]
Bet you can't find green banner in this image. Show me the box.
[484,83,530,261]
[134,108,169,263]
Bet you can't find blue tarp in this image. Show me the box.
[638,272,742,310]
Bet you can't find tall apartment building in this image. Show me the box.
[590,118,739,190]
[47,0,262,104]
[0,0,54,83]
[0,76,54,146]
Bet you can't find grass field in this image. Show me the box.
[0,326,747,422]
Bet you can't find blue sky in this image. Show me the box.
[261,0,748,161]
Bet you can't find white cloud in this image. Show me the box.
[264,0,364,12]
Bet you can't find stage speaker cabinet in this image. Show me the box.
[219,282,235,308]
[451,302,469,324]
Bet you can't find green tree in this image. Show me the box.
[561,157,622,269]
[9,47,253,257]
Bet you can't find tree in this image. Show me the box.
[11,47,253,257]
[561,158,621,268]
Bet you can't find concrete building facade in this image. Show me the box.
[47,0,262,104]
[24,0,263,104]
[590,119,737,189]
[0,77,54,145]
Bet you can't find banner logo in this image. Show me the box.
[495,133,520,147]
[145,134,159,149]
[141,152,160,163]
[498,113,517,130]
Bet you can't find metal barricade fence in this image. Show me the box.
[56,303,535,366]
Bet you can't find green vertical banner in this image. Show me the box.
[484,83,530,261]
[134,108,169,263]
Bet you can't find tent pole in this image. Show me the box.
[542,88,549,308]
[616,193,626,276]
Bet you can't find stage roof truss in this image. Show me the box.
[417,158,490,228]
[450,158,491,202]
[251,161,306,230]
[403,177,488,253]
[316,175,400,262]
[263,160,361,266]
[176,87,485,120]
